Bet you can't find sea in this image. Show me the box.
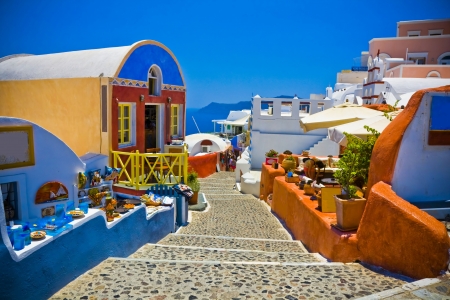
[185,108,230,135]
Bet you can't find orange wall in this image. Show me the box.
[187,152,218,178]
[358,182,450,279]
[398,20,450,36]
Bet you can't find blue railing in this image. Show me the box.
[351,66,368,71]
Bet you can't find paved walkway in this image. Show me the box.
[51,171,450,299]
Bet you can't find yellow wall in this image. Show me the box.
[0,78,111,157]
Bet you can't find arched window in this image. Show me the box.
[148,65,162,96]
[437,52,450,65]
[378,53,391,61]
[427,71,441,78]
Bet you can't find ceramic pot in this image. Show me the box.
[334,195,367,230]
[265,157,278,165]
[281,160,296,172]
[189,191,199,205]
[304,183,315,196]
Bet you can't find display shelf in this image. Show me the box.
[73,181,114,207]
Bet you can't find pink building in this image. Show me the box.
[363,19,450,104]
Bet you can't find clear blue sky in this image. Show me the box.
[1,0,449,108]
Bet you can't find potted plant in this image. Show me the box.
[333,126,380,230]
[187,170,200,205]
[281,155,296,172]
[265,149,278,165]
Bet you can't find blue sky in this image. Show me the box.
[1,0,449,108]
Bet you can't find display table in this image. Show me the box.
[271,177,361,262]
[260,163,285,201]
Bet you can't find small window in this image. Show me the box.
[202,146,211,153]
[118,103,132,145]
[2,182,19,223]
[148,66,162,96]
[407,30,420,37]
[408,52,428,65]
[170,104,179,136]
[439,55,450,65]
[429,96,450,145]
[429,29,443,36]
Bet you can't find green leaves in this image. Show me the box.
[334,125,380,198]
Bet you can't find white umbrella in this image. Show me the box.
[299,103,384,132]
[328,111,401,146]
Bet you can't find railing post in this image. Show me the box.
[183,144,188,184]
[135,150,140,190]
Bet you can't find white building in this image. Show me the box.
[248,95,339,170]
[212,110,250,136]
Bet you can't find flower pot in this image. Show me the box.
[265,157,277,165]
[334,195,367,230]
[281,160,296,172]
[189,191,199,205]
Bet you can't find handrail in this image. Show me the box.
[111,145,188,190]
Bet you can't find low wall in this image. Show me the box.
[188,152,218,178]
[272,177,361,262]
[0,206,175,300]
[260,163,285,201]
[357,182,450,279]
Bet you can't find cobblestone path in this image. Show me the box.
[51,171,441,299]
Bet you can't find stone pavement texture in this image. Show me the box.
[50,171,448,299]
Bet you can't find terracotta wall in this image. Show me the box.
[112,85,186,154]
[369,36,450,64]
[398,20,450,36]
[260,163,285,201]
[187,152,218,178]
[357,182,450,279]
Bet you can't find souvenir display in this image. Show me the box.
[67,210,85,218]
[104,166,122,184]
[35,182,69,204]
[173,184,193,199]
[88,169,102,187]
[78,172,87,189]
[30,231,46,240]
[41,206,55,217]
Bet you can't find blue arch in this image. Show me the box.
[118,44,184,86]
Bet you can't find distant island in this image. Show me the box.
[197,101,252,113]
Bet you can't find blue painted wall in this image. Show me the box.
[118,44,184,86]
[0,207,174,300]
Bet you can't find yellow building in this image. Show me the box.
[0,40,187,159]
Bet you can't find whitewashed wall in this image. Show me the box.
[391,92,450,203]
[249,97,335,169]
[0,117,85,220]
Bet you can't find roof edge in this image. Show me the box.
[113,40,185,86]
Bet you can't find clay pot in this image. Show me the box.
[281,160,296,172]
[334,195,367,230]
[189,191,199,205]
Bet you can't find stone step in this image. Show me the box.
[158,234,307,253]
[129,244,325,263]
[205,194,257,201]
[355,275,450,299]
[50,258,407,299]
[177,199,290,240]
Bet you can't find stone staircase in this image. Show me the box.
[51,171,443,299]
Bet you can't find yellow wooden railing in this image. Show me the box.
[111,145,188,190]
